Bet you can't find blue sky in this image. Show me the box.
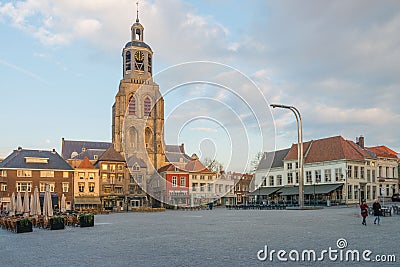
[0,0,399,172]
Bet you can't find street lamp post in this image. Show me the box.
[271,104,304,209]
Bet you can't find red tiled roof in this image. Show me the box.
[367,146,398,159]
[158,163,187,173]
[78,156,95,169]
[184,159,212,173]
[285,136,372,163]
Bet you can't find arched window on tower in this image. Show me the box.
[125,51,131,71]
[135,29,141,41]
[148,54,152,73]
[144,97,151,116]
[128,96,136,115]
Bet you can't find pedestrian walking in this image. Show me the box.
[360,200,368,226]
[372,199,382,225]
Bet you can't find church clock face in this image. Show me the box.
[135,51,144,62]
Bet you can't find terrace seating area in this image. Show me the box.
[0,212,95,233]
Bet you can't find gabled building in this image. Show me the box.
[366,144,398,197]
[0,147,74,211]
[158,164,189,207]
[73,156,101,211]
[126,155,148,209]
[254,135,384,205]
[214,171,235,206]
[95,146,127,211]
[234,173,253,205]
[186,154,217,206]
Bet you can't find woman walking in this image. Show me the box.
[360,200,369,226]
[372,199,382,225]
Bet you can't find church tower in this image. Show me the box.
[112,7,165,172]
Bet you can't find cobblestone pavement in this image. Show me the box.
[1,206,399,266]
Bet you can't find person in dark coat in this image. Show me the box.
[360,200,368,226]
[372,199,382,225]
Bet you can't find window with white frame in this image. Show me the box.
[180,177,186,187]
[110,164,116,172]
[40,182,55,192]
[262,176,267,186]
[192,183,197,191]
[17,170,32,177]
[372,170,376,183]
[315,170,321,183]
[335,168,342,181]
[306,171,312,183]
[89,182,95,192]
[1,184,7,191]
[89,172,95,179]
[347,185,352,199]
[295,172,299,184]
[78,182,85,193]
[17,182,32,192]
[354,166,359,178]
[172,176,177,187]
[102,164,108,171]
[367,169,371,182]
[287,173,293,184]
[207,184,212,192]
[200,183,205,192]
[40,170,54,177]
[62,182,69,193]
[63,171,69,178]
[277,175,282,186]
[1,170,7,177]
[324,169,331,182]
[269,176,274,186]
[347,165,352,178]
[78,172,85,179]
[360,167,365,179]
[287,163,292,170]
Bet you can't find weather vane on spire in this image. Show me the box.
[136,1,139,23]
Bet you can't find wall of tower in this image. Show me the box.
[113,79,165,173]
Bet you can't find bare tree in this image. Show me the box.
[203,157,224,173]
[251,151,264,172]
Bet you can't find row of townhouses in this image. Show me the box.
[253,135,399,205]
[0,140,252,211]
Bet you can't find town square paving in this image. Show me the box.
[1,207,399,266]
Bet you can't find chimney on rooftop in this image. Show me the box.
[356,135,365,148]
[52,149,56,154]
[17,146,22,151]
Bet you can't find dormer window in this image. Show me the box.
[133,163,140,171]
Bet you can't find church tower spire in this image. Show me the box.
[112,4,165,173]
[136,1,139,23]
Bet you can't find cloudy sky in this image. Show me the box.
[0,0,399,171]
